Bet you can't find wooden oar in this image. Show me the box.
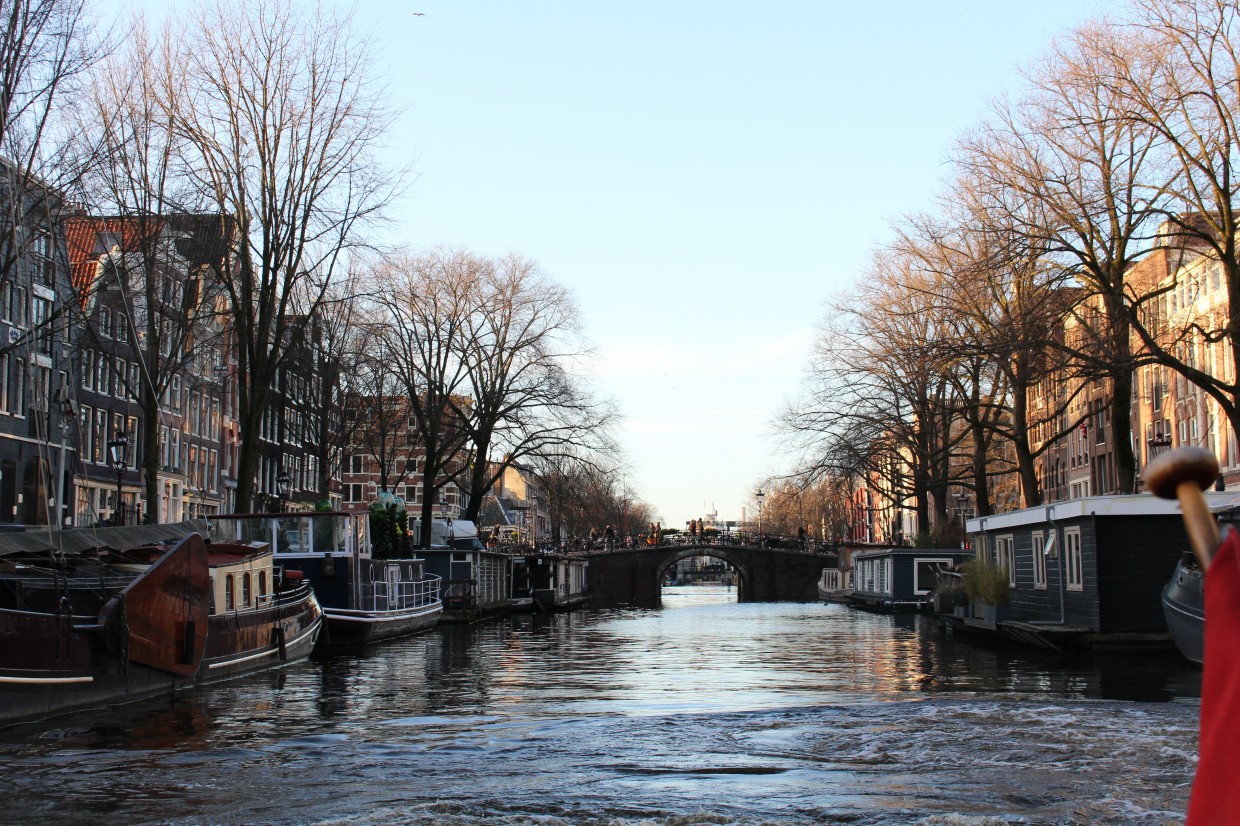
[1145,446,1222,571]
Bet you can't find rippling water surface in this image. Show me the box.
[0,587,1202,825]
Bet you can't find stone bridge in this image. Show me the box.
[585,543,832,605]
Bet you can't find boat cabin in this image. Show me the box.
[207,543,276,615]
[965,493,1233,632]
[849,547,972,612]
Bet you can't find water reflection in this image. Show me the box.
[0,586,1201,825]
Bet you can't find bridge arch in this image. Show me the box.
[655,546,749,600]
[585,543,827,606]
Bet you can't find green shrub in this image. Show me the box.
[963,559,1010,606]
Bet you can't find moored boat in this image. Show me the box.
[1161,551,1204,665]
[208,511,441,646]
[0,531,211,724]
[113,535,324,680]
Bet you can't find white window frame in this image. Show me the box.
[1064,527,1084,592]
[1031,530,1047,590]
[995,534,1016,587]
[913,557,954,596]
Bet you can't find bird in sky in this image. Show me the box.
[411,11,425,15]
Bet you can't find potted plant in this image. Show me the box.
[963,559,1011,622]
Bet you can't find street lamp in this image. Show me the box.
[107,431,128,526]
[755,489,765,537]
[276,470,291,512]
[1147,431,1172,461]
[954,491,971,550]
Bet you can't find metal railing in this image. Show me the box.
[360,573,442,612]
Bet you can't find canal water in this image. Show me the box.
[0,586,1201,825]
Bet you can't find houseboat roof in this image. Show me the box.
[852,547,971,560]
[965,492,1239,533]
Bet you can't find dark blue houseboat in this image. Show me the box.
[848,547,973,613]
[965,492,1233,654]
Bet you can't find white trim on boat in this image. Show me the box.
[206,621,320,670]
[0,675,94,684]
[324,605,441,623]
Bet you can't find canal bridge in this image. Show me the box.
[585,543,832,605]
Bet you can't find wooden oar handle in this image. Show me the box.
[1145,446,1221,570]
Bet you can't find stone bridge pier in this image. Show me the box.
[585,543,829,605]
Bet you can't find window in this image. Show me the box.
[128,363,139,400]
[914,558,953,596]
[31,297,51,354]
[79,405,92,459]
[225,574,235,611]
[82,350,93,391]
[349,454,364,474]
[10,358,24,417]
[95,351,107,393]
[1031,530,1047,590]
[258,571,267,598]
[99,307,112,339]
[1064,527,1083,592]
[93,408,106,463]
[995,535,1016,587]
[242,572,251,608]
[11,286,25,327]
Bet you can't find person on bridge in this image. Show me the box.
[604,524,615,550]
[688,519,698,545]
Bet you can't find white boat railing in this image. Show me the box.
[359,573,442,613]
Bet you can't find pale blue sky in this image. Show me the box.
[122,0,1110,527]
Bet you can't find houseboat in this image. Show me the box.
[510,549,589,612]
[0,523,322,724]
[414,519,513,621]
[848,547,973,613]
[964,493,1232,654]
[0,528,210,724]
[817,566,851,603]
[112,535,323,680]
[208,511,442,646]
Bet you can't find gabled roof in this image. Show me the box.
[63,214,235,309]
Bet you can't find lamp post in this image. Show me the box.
[276,470,291,513]
[953,492,971,550]
[755,489,765,538]
[107,431,128,526]
[53,387,77,527]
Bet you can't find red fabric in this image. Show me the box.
[1188,529,1240,824]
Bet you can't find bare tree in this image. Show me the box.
[75,22,229,522]
[171,0,400,512]
[958,21,1172,493]
[1100,0,1240,447]
[376,249,476,546]
[782,250,967,543]
[456,253,617,523]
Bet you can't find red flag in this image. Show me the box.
[1188,528,1240,824]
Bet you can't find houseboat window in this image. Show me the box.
[1031,531,1047,590]
[914,558,952,596]
[258,571,267,597]
[243,572,252,607]
[225,574,234,611]
[995,536,1015,587]
[1064,528,1083,591]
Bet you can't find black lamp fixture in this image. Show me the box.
[107,431,128,526]
[276,469,291,511]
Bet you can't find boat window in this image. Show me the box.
[243,572,252,607]
[259,570,267,597]
[225,574,234,611]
